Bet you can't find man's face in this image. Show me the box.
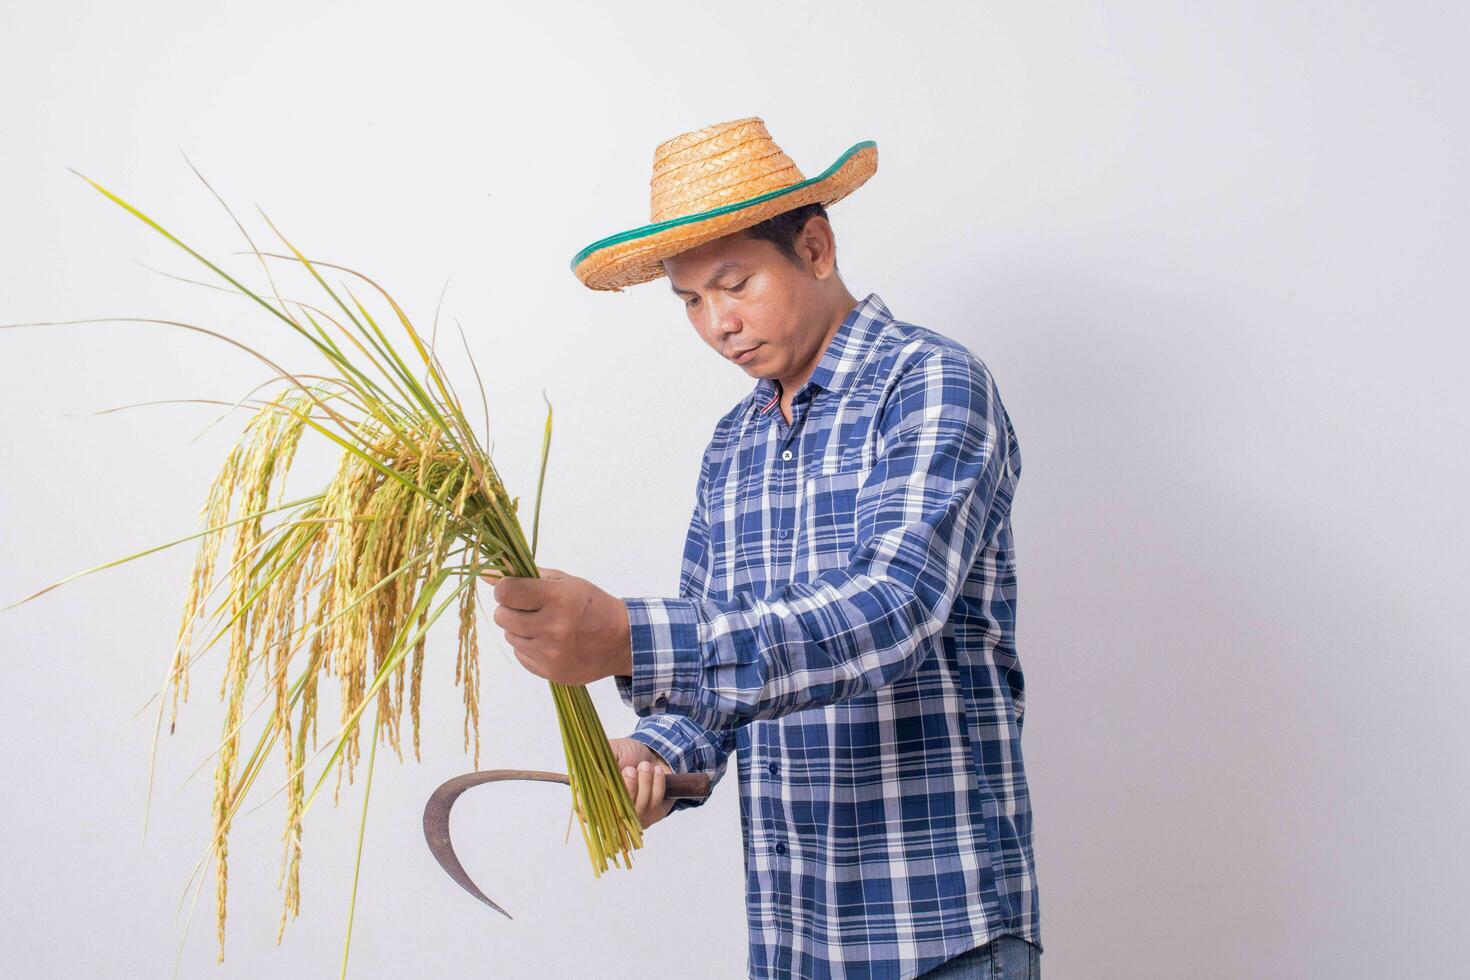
[661,227,826,380]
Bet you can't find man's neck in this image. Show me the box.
[775,288,860,422]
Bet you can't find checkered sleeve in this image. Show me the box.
[619,349,1012,732]
[615,446,736,809]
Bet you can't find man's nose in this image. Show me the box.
[709,296,741,338]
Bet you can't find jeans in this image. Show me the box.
[917,934,1042,979]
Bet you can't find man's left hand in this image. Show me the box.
[482,566,633,685]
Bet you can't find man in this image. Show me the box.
[485,116,1041,979]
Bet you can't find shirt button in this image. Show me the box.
[652,695,668,709]
[767,762,780,776]
[774,841,787,855]
[781,449,793,461]
[777,528,790,540]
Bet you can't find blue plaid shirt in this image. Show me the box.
[615,292,1041,979]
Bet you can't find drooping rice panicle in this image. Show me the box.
[0,163,649,971]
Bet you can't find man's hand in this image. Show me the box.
[610,736,676,829]
[481,566,633,685]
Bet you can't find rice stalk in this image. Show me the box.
[0,163,647,968]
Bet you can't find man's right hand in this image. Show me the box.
[610,736,677,829]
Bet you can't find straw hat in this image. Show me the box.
[570,116,878,292]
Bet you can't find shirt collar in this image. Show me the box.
[749,292,892,418]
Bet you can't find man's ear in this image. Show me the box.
[800,215,837,280]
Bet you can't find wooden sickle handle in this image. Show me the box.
[662,771,712,800]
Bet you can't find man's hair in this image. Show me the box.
[737,201,837,270]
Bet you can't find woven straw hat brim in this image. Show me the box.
[571,140,877,292]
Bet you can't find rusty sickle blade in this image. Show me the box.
[422,768,713,918]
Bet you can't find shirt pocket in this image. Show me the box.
[793,468,863,579]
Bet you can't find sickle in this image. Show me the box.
[422,767,712,918]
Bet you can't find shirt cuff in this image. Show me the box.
[616,596,705,718]
[626,722,696,774]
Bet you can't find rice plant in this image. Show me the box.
[1,158,645,975]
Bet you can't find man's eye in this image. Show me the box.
[685,296,699,308]
[729,278,750,292]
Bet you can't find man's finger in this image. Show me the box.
[512,647,548,679]
[493,604,539,637]
[502,630,545,655]
[634,761,653,817]
[493,576,548,611]
[651,763,667,810]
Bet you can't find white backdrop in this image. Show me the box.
[2,2,1466,978]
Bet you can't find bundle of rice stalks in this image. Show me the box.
[2,160,644,974]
